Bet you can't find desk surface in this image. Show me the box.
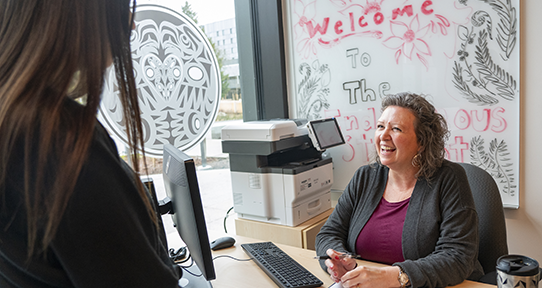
[208,234,495,288]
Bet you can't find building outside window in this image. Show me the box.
[204,17,240,102]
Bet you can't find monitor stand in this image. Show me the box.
[178,264,212,288]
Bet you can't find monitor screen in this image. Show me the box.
[163,144,215,287]
[308,118,345,151]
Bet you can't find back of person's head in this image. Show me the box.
[0,0,152,257]
[0,0,135,99]
[379,92,450,180]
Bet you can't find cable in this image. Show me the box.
[175,254,192,264]
[178,257,204,277]
[176,252,215,287]
[223,206,234,233]
[169,246,188,263]
[212,255,253,262]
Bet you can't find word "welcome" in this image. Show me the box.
[305,1,435,38]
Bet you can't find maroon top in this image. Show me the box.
[355,197,410,265]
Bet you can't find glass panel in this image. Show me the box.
[125,0,241,236]
[179,0,241,170]
[110,0,242,173]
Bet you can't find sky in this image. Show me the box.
[137,0,236,25]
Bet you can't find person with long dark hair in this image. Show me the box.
[0,0,179,286]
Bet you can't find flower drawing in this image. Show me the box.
[293,0,316,39]
[382,14,431,67]
[294,0,319,59]
[361,0,384,15]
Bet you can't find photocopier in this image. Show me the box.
[221,118,344,226]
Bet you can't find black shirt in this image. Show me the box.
[0,118,179,287]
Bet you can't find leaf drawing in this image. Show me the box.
[470,136,516,196]
[452,61,499,105]
[453,25,501,105]
[452,2,518,106]
[481,0,517,60]
[297,63,312,94]
[457,25,470,41]
[474,30,516,100]
[471,10,493,40]
[296,61,330,120]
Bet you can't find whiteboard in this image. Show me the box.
[284,0,520,208]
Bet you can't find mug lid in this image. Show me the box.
[496,255,540,276]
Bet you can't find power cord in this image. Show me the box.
[178,257,201,277]
[175,253,215,287]
[223,207,234,233]
[177,267,214,288]
[173,247,251,288]
[212,255,253,262]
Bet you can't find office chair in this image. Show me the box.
[458,162,508,284]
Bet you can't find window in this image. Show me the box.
[235,0,288,120]
[126,0,288,222]
[121,0,284,167]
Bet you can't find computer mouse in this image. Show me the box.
[210,236,236,251]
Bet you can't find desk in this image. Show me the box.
[209,235,495,288]
[235,209,333,250]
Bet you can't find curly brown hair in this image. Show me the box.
[375,92,450,180]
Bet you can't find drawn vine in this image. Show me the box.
[453,0,518,105]
[297,61,331,120]
[469,136,516,196]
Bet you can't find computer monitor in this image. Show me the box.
[162,144,216,288]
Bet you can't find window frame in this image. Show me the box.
[234,0,289,121]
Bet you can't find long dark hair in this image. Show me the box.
[0,0,153,257]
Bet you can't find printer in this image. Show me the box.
[221,118,344,226]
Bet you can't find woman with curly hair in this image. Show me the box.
[316,92,484,288]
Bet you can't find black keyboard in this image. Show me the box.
[241,242,323,288]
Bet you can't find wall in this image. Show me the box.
[505,0,542,263]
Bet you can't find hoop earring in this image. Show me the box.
[412,154,421,167]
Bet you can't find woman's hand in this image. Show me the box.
[324,249,358,282]
[340,265,401,288]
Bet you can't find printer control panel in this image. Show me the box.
[306,118,345,151]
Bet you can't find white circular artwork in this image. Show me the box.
[99,4,221,157]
